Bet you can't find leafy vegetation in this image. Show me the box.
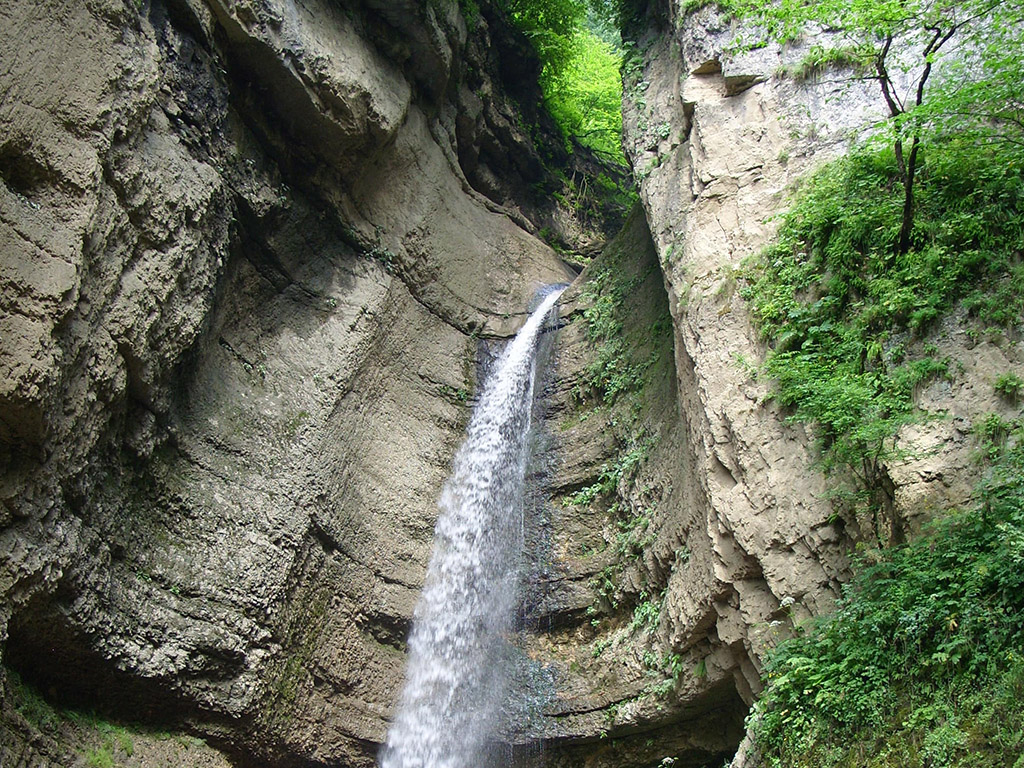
[629,589,664,632]
[562,209,676,652]
[727,0,1024,255]
[499,0,627,160]
[543,30,625,160]
[734,3,1024,761]
[751,416,1024,767]
[7,669,61,731]
[995,372,1024,403]
[575,249,668,405]
[5,669,142,766]
[741,137,1024,532]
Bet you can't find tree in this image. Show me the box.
[500,0,628,161]
[545,30,625,157]
[499,0,587,79]
[731,0,1024,255]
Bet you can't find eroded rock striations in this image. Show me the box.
[0,0,589,764]
[2,1,1020,767]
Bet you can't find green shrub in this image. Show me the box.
[629,590,662,632]
[741,139,1024,523]
[743,107,1024,768]
[85,746,115,768]
[752,418,1024,767]
[995,372,1024,402]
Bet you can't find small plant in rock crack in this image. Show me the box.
[995,371,1024,402]
[630,590,664,632]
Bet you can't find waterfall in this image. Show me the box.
[380,287,564,768]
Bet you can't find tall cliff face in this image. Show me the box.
[0,0,596,764]
[534,4,1021,767]
[2,1,1019,768]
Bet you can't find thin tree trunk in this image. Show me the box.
[897,136,920,255]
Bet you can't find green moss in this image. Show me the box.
[85,746,115,768]
[7,670,61,731]
[562,206,677,633]
[6,670,146,766]
[574,239,670,407]
[266,587,331,725]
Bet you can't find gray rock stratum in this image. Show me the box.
[1,1,1020,768]
[0,0,581,764]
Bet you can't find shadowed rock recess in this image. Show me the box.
[1,1,1018,767]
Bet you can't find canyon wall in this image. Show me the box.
[1,1,1020,768]
[543,4,1021,766]
[0,0,583,764]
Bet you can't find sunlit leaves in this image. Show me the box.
[544,30,625,158]
[741,136,1024,513]
[500,0,626,162]
[753,421,1024,766]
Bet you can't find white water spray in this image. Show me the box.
[380,288,564,768]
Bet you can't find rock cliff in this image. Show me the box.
[535,3,1021,767]
[1,1,1019,768]
[0,0,586,764]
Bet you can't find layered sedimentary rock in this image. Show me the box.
[530,4,1021,766]
[0,0,583,764]
[2,1,1020,767]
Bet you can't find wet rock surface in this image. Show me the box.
[2,1,1020,767]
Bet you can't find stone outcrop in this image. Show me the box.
[2,0,1021,767]
[0,0,586,764]
[537,3,1021,766]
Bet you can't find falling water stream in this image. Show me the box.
[380,287,564,768]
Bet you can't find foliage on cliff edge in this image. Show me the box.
[499,0,627,161]
[750,414,1024,768]
[739,17,1024,760]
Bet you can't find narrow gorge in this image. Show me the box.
[1,1,1021,768]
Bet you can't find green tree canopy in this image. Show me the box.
[729,0,1024,254]
[501,0,587,77]
[500,0,627,161]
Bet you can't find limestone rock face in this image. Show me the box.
[546,4,1021,766]
[2,1,1020,767]
[0,0,582,764]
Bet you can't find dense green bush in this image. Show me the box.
[741,138,1024,520]
[741,70,1024,768]
[543,29,624,159]
[752,416,1024,767]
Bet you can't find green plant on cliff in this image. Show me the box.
[499,0,626,160]
[729,0,1024,256]
[741,136,1024,532]
[738,6,1024,756]
[575,253,665,406]
[751,417,1024,768]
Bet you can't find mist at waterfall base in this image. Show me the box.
[380,288,564,768]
